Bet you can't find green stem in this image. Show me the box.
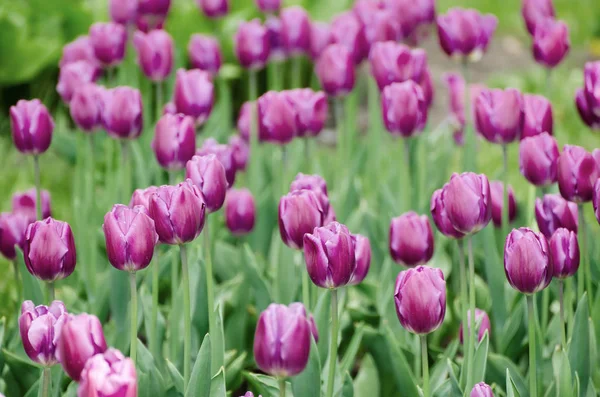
[120,140,131,203]
[367,76,382,189]
[559,280,566,349]
[461,61,475,172]
[326,289,339,397]
[577,204,592,308]
[302,268,310,310]
[566,277,574,339]
[421,335,430,397]
[33,155,42,220]
[180,244,192,390]
[129,272,138,363]
[87,134,97,301]
[541,287,549,337]
[334,98,345,188]
[47,282,55,303]
[457,239,468,349]
[279,378,287,397]
[249,70,259,197]
[465,236,476,392]
[404,138,412,211]
[204,219,217,366]
[304,138,311,173]
[41,367,51,397]
[527,295,537,397]
[502,144,509,239]
[151,248,160,360]
[155,81,164,123]
[268,61,284,92]
[291,57,302,88]
[12,260,22,304]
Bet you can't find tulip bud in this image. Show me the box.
[309,22,332,60]
[330,11,368,64]
[533,18,570,68]
[103,87,144,140]
[89,22,127,66]
[174,69,214,125]
[353,1,398,48]
[504,227,553,294]
[583,62,600,115]
[594,179,600,224]
[109,0,137,25]
[280,6,311,56]
[70,84,105,132]
[243,392,259,397]
[235,19,270,70]
[130,186,159,212]
[436,8,498,61]
[258,91,297,144]
[458,308,491,344]
[522,94,553,139]
[289,173,332,220]
[149,180,206,245]
[284,89,328,137]
[135,13,166,32]
[196,138,237,187]
[56,313,107,381]
[549,228,579,279]
[474,88,523,144]
[188,34,222,75]
[12,188,52,223]
[522,0,555,35]
[186,154,228,212]
[78,348,137,397]
[418,67,434,108]
[229,135,249,171]
[369,42,426,91]
[24,218,76,281]
[255,0,280,13]
[133,29,174,81]
[316,44,355,97]
[471,382,495,397]
[444,172,492,235]
[490,181,517,227]
[197,0,229,18]
[382,80,428,137]
[56,61,100,104]
[443,72,466,144]
[535,194,578,238]
[576,88,600,129]
[237,101,252,142]
[254,303,313,377]
[0,212,29,260]
[519,133,559,186]
[387,0,435,44]
[19,300,67,366]
[349,233,371,285]
[163,101,177,116]
[430,188,465,239]
[557,145,598,203]
[263,16,285,62]
[279,190,324,249]
[394,265,446,334]
[225,188,256,235]
[389,212,434,267]
[10,99,54,155]
[59,36,101,71]
[152,114,197,171]
[138,0,172,15]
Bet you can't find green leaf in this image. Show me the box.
[314,290,331,366]
[109,267,130,352]
[568,293,590,396]
[186,334,211,397]
[487,353,529,397]
[244,372,289,397]
[552,347,573,397]
[242,244,273,312]
[340,323,365,374]
[506,369,522,397]
[479,226,507,338]
[166,360,184,395]
[2,348,41,393]
[471,331,490,385]
[382,324,420,397]
[211,304,225,375]
[353,354,380,397]
[136,340,166,395]
[209,367,227,397]
[336,371,354,397]
[292,338,322,397]
[225,351,247,391]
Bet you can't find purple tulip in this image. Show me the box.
[519,133,559,186]
[138,0,171,15]
[56,61,100,103]
[235,19,270,70]
[389,212,434,267]
[59,36,101,71]
[576,88,600,129]
[136,13,166,32]
[549,228,579,279]
[583,62,600,115]
[149,180,206,245]
[471,382,495,397]
[254,302,313,377]
[369,41,426,91]
[458,308,491,344]
[197,0,229,18]
[316,44,355,97]
[186,154,228,212]
[163,101,177,116]
[243,393,259,397]
[19,300,67,366]
[284,89,328,137]
[280,6,311,56]
[394,265,446,334]
[129,186,159,212]
[188,34,222,75]
[522,94,553,139]
[474,88,523,144]
[152,114,197,171]
[229,135,249,171]
[443,73,466,144]
[444,172,492,235]
[196,138,237,187]
[0,212,28,260]
[386,0,435,44]
[309,22,332,60]
[103,87,143,140]
[533,18,570,68]
[258,91,297,144]
[430,187,465,239]
[56,313,107,381]
[174,69,214,125]
[12,188,52,223]
[225,188,256,235]
[381,80,428,137]
[289,173,332,221]
[353,0,398,48]
[330,11,368,64]
[89,22,127,66]
[489,181,517,227]
[535,194,578,238]
[109,0,137,24]
[279,190,324,250]
[522,0,555,35]
[265,16,285,62]
[504,227,553,294]
[255,0,280,13]
[303,222,356,288]
[557,145,598,203]
[436,8,498,61]
[10,99,54,155]
[418,67,435,108]
[133,29,174,81]
[237,101,252,142]
[70,84,105,132]
[349,233,371,285]
[23,218,76,282]
[78,348,137,397]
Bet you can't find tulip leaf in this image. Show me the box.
[136,339,166,394]
[211,303,225,375]
[479,227,507,342]
[292,337,322,397]
[2,348,41,393]
[209,367,227,397]
[314,290,331,366]
[166,360,184,394]
[243,244,273,313]
[585,379,596,397]
[471,331,490,385]
[487,353,529,397]
[225,351,247,391]
[552,347,573,397]
[109,267,130,352]
[354,354,379,396]
[382,324,420,396]
[340,323,365,374]
[430,340,459,392]
[244,372,292,397]
[19,257,44,307]
[186,333,211,397]
[568,293,590,396]
[335,371,354,397]
[506,369,521,397]
[499,297,526,357]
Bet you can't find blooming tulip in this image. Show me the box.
[279,190,324,249]
[474,88,523,144]
[349,233,371,285]
[255,0,280,13]
[458,308,491,344]
[443,172,492,235]
[533,18,570,68]
[136,13,166,32]
[89,22,127,66]
[535,194,578,238]
[289,173,332,220]
[471,382,495,397]
[522,94,553,138]
[235,19,270,70]
[225,188,256,235]
[386,0,435,43]
[549,228,579,278]
[59,36,100,71]
[78,348,137,397]
[0,212,28,260]
[188,34,222,75]
[519,133,559,186]
[186,154,228,212]
[10,99,54,155]
[430,187,465,239]
[70,84,105,132]
[353,0,398,48]
[237,101,252,142]
[309,22,332,60]
[316,44,355,97]
[258,91,297,144]
[504,227,553,294]
[381,80,428,137]
[174,69,214,125]
[130,186,159,211]
[389,212,434,266]
[133,29,174,81]
[330,11,368,64]
[196,138,237,186]
[284,89,328,137]
[24,218,76,281]
[109,0,137,25]
[557,145,598,203]
[19,300,67,366]
[576,88,600,129]
[369,42,426,91]
[522,0,555,35]
[13,188,52,223]
[490,181,516,227]
[280,6,311,56]
[138,0,171,16]
[436,8,498,61]
[264,16,285,62]
[197,0,228,18]
[229,135,249,171]
[103,87,143,139]
[152,114,196,170]
[575,62,600,129]
[56,61,100,103]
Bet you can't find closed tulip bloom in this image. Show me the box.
[163,101,177,116]
[56,61,100,103]
[522,0,555,35]
[575,88,600,129]
[444,172,492,235]
[522,94,553,139]
[458,308,491,344]
[290,173,332,220]
[549,228,579,279]
[557,145,598,203]
[237,101,252,142]
[583,62,600,114]
[133,30,174,81]
[24,218,76,281]
[258,91,297,144]
[78,348,137,397]
[174,69,214,125]
[519,133,559,186]
[389,212,434,266]
[103,87,143,139]
[533,18,569,68]
[10,99,54,155]
[135,13,166,32]
[229,135,249,171]
[235,19,270,70]
[152,114,196,171]
[254,303,313,377]
[89,22,127,66]
[188,34,222,75]
[369,42,426,91]
[280,6,311,56]
[56,313,107,381]
[382,80,428,137]
[279,190,324,250]
[348,234,371,285]
[256,0,280,13]
[394,265,446,334]
[138,0,171,15]
[225,188,256,235]
[285,89,328,137]
[490,181,517,227]
[198,0,228,18]
[110,0,137,25]
[303,222,356,288]
[149,180,206,245]
[0,212,28,260]
[316,44,355,97]
[436,8,498,61]
[443,73,466,144]
[535,194,578,238]
[330,11,368,64]
[475,88,523,144]
[129,186,159,212]
[196,138,237,186]
[353,0,398,48]
[309,22,331,60]
[13,188,52,223]
[471,382,495,397]
[59,36,101,71]
[70,84,105,132]
[265,16,285,61]
[418,67,435,108]
[19,300,67,366]
[430,188,465,239]
[186,154,228,212]
[505,228,553,294]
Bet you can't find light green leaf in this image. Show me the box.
[353,354,379,397]
[552,347,573,397]
[186,334,211,397]
[242,244,273,312]
[211,304,225,375]
[471,331,490,385]
[382,324,419,397]
[292,338,321,397]
[209,367,227,397]
[340,323,365,374]
[314,290,331,366]
[506,369,521,397]
[568,294,590,396]
[166,360,184,394]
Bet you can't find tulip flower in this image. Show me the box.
[255,0,280,13]
[103,87,144,140]
[13,188,51,223]
[316,44,355,97]
[258,91,297,144]
[458,308,491,344]
[188,34,222,75]
[235,19,270,70]
[353,0,398,48]
[443,172,492,235]
[490,181,516,227]
[369,42,426,91]
[522,0,555,35]
[78,348,137,397]
[535,194,578,238]
[430,187,465,239]
[10,99,54,156]
[381,80,428,137]
[56,61,100,103]
[549,228,579,279]
[229,135,249,171]
[109,0,137,25]
[89,22,127,66]
[19,300,67,366]
[519,133,559,186]
[133,29,174,81]
[389,212,434,267]
[593,179,600,224]
[533,18,570,68]
[474,88,523,144]
[225,188,256,235]
[279,190,324,249]
[348,234,371,285]
[575,62,600,129]
[237,101,252,142]
[196,138,237,187]
[152,114,197,171]
[309,22,332,60]
[186,154,228,212]
[264,16,286,63]
[557,145,598,203]
[330,11,368,64]
[59,36,101,71]
[504,227,553,294]
[0,212,28,260]
[284,89,328,137]
[56,313,107,381]
[138,0,171,16]
[130,186,159,212]
[197,0,228,18]
[576,88,600,129]
[280,6,311,56]
[418,67,435,108]
[289,173,333,222]
[173,69,214,125]
[443,73,466,144]
[471,382,495,397]
[522,94,553,138]
[136,13,166,32]
[70,84,105,132]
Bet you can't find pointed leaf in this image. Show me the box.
[166,360,184,394]
[186,334,211,397]
[292,337,321,397]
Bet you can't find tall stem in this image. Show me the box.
[155,82,163,123]
[249,70,259,198]
[129,272,138,363]
[279,378,287,397]
[461,61,475,172]
[326,289,339,397]
[12,260,22,304]
[302,269,310,310]
[41,367,51,397]
[334,99,345,186]
[465,236,476,392]
[151,248,160,360]
[291,56,302,88]
[47,282,55,303]
[87,134,97,300]
[559,280,566,349]
[120,141,131,203]
[502,144,509,240]
[421,335,430,397]
[268,61,284,92]
[577,204,592,307]
[33,155,42,220]
[541,287,549,336]
[457,239,468,352]
[204,219,217,365]
[403,138,412,211]
[180,244,192,389]
[527,295,537,397]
